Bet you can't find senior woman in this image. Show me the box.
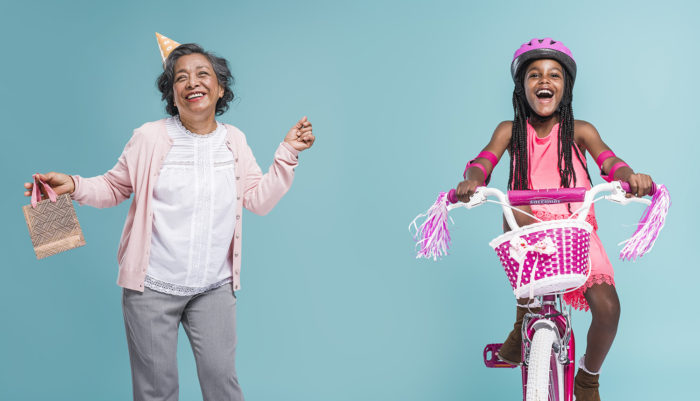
[23,43,314,401]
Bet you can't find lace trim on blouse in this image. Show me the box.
[144,275,233,296]
[174,115,219,138]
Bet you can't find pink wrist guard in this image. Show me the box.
[601,161,629,182]
[462,151,497,184]
[463,161,489,185]
[596,150,615,170]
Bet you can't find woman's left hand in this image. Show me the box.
[284,116,315,151]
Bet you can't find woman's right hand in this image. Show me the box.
[23,172,75,198]
[455,179,481,203]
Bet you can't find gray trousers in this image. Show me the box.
[122,284,244,401]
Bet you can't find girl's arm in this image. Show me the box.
[575,120,653,197]
[455,121,512,202]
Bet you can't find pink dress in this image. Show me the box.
[524,121,614,311]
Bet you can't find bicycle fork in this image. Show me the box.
[483,295,576,401]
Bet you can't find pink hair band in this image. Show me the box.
[601,161,629,182]
[596,150,616,170]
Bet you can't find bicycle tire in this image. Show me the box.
[525,326,558,401]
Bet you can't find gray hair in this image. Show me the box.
[156,43,235,116]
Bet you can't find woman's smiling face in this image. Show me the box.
[172,53,224,119]
[524,59,565,118]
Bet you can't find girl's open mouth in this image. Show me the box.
[534,89,555,105]
[536,89,553,98]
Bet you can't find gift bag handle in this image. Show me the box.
[31,173,58,208]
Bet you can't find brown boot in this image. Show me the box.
[497,306,540,365]
[574,368,601,401]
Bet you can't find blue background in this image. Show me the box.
[1,0,697,399]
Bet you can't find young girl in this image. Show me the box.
[454,38,653,400]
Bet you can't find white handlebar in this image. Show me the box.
[448,182,651,231]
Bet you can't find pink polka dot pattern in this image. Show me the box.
[490,220,593,297]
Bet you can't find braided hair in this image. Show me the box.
[508,64,592,193]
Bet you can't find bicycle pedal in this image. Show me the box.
[483,343,518,368]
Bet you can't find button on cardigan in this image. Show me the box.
[71,119,299,292]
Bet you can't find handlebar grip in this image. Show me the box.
[447,189,458,204]
[620,181,657,196]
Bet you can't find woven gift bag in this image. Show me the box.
[22,174,85,259]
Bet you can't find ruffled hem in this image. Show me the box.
[144,275,232,297]
[562,274,615,311]
[531,210,599,232]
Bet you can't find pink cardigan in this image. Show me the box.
[71,119,299,292]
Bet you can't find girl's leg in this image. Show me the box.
[122,287,188,401]
[182,284,244,401]
[582,283,621,372]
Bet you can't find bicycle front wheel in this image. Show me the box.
[525,326,561,401]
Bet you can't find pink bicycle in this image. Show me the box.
[411,181,669,401]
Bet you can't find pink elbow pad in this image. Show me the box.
[596,150,616,170]
[477,151,499,168]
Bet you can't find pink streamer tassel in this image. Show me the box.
[410,192,452,260]
[619,184,671,261]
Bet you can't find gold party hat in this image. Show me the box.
[155,32,181,63]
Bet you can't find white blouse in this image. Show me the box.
[144,116,237,296]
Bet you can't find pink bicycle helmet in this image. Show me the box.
[511,38,576,83]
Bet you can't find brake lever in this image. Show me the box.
[465,187,488,209]
[604,181,652,206]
